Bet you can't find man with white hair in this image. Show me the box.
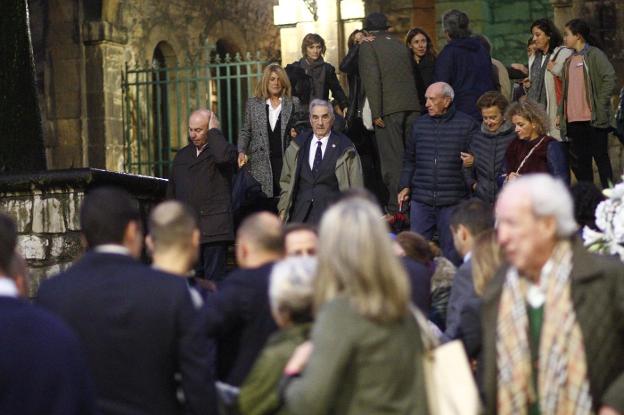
[481,174,624,415]
[279,99,363,224]
[399,81,478,264]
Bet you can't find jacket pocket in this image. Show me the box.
[198,208,232,238]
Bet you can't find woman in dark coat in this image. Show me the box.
[238,64,300,209]
[285,33,348,112]
[405,27,436,106]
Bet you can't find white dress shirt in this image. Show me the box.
[266,98,282,131]
[308,134,330,170]
[0,278,18,297]
[94,244,131,256]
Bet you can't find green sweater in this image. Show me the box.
[285,297,429,415]
[238,323,312,415]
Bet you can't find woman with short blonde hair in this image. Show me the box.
[502,99,569,184]
[238,63,301,207]
[283,197,429,414]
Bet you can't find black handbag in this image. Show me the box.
[231,164,265,214]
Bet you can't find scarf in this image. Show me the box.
[299,57,327,101]
[496,240,593,415]
[528,51,549,107]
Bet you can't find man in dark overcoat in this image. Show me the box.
[167,109,238,281]
[37,187,216,415]
[358,12,421,215]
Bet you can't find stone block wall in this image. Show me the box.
[0,169,167,297]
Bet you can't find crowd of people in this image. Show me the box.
[2,7,624,415]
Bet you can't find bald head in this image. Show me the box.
[149,201,198,253]
[425,82,454,116]
[236,212,284,267]
[188,108,219,149]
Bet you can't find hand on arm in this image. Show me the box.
[460,152,474,167]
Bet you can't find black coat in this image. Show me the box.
[200,262,278,386]
[403,257,433,314]
[0,297,96,415]
[37,252,216,415]
[167,129,238,244]
[339,43,365,125]
[399,106,478,206]
[285,60,348,109]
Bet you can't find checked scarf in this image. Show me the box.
[496,240,593,415]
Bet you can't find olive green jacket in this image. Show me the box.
[238,323,312,415]
[284,297,429,415]
[559,46,617,137]
[481,239,624,414]
[277,132,363,222]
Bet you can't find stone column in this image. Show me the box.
[82,21,128,171]
[549,0,576,29]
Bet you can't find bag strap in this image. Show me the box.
[515,136,546,175]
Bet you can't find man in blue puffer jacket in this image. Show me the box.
[399,82,479,265]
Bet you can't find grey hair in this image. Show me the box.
[503,174,578,237]
[309,99,335,121]
[440,82,455,100]
[269,256,317,315]
[442,9,471,39]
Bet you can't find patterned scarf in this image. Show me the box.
[528,51,549,107]
[496,240,594,415]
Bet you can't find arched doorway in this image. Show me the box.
[152,41,176,177]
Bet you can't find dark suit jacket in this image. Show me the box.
[443,258,476,341]
[200,262,278,386]
[358,30,420,119]
[37,251,216,415]
[0,296,96,415]
[167,128,238,244]
[481,239,624,414]
[403,257,432,314]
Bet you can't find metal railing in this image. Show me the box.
[122,52,269,177]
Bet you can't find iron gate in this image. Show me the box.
[122,52,269,177]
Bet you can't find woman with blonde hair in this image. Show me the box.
[502,99,569,184]
[283,197,429,415]
[238,63,301,209]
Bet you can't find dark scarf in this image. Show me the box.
[299,57,327,101]
[528,50,549,106]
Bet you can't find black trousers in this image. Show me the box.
[567,121,613,188]
[195,242,228,282]
[374,111,418,214]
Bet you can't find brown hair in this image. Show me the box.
[471,229,504,296]
[396,231,434,265]
[405,27,437,57]
[301,33,326,58]
[476,91,509,113]
[505,99,550,136]
[255,63,292,99]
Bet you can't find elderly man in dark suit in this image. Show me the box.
[278,99,363,224]
[200,212,284,386]
[358,12,421,216]
[0,213,96,415]
[167,109,237,282]
[37,187,216,415]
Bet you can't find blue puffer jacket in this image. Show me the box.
[400,106,479,206]
[433,37,495,120]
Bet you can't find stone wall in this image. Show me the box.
[29,0,280,173]
[0,169,167,297]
